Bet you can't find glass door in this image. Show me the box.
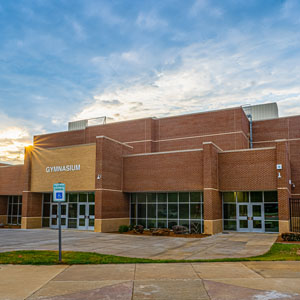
[88,203,95,230]
[78,203,95,230]
[237,203,249,232]
[50,203,68,229]
[78,203,87,230]
[251,203,264,232]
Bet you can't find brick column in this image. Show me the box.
[94,136,132,232]
[0,195,8,224]
[21,146,43,229]
[203,142,223,234]
[276,140,292,233]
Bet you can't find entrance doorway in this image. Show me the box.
[237,203,264,232]
[50,203,68,229]
[78,203,95,230]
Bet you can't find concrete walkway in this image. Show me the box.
[0,229,277,260]
[1,262,300,299]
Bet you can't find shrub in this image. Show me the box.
[172,225,188,234]
[118,225,129,233]
[281,232,300,241]
[133,225,144,234]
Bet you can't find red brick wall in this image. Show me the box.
[253,115,300,196]
[0,165,24,195]
[22,192,43,217]
[0,195,8,215]
[123,150,203,192]
[34,107,249,154]
[203,143,222,220]
[219,148,277,191]
[95,137,131,220]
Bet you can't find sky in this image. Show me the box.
[0,0,300,164]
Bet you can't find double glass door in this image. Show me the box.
[237,203,264,232]
[50,203,68,229]
[78,203,95,230]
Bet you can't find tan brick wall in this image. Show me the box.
[31,144,96,192]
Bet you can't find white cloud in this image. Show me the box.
[75,29,300,122]
[136,11,168,30]
[0,113,38,164]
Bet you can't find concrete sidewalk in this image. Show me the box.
[0,229,277,260]
[1,262,300,299]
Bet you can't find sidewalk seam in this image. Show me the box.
[25,265,70,300]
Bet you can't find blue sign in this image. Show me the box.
[53,183,66,202]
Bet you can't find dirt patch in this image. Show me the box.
[114,230,210,238]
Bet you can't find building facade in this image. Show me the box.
[0,104,299,234]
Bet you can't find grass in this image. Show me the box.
[0,243,299,265]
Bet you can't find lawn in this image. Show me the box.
[0,243,299,265]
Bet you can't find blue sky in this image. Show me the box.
[0,0,300,163]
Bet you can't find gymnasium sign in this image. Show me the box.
[46,164,81,173]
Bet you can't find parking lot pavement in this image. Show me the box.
[1,262,300,300]
[0,229,277,260]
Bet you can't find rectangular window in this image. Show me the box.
[237,192,249,203]
[131,192,203,233]
[250,192,263,202]
[223,192,235,203]
[264,191,278,203]
[7,196,22,225]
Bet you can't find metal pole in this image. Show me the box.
[58,202,62,262]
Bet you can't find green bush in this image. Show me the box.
[118,225,129,233]
[281,232,300,241]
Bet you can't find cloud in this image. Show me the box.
[84,1,124,26]
[190,0,224,18]
[136,11,168,30]
[281,0,300,24]
[0,113,42,164]
[0,125,31,164]
[75,28,300,122]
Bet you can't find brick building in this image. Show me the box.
[0,103,299,234]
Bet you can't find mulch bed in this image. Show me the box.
[276,235,300,244]
[0,225,21,229]
[116,230,210,238]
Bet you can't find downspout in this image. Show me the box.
[247,114,253,149]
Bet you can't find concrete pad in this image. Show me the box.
[28,281,132,299]
[210,278,300,295]
[30,281,133,300]
[53,264,135,281]
[0,265,67,300]
[133,279,209,299]
[204,279,300,300]
[0,230,278,260]
[243,261,300,278]
[191,262,262,279]
[135,263,198,280]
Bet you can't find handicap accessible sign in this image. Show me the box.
[53,183,66,202]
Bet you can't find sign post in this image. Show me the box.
[53,183,66,262]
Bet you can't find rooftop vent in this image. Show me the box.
[242,102,279,121]
[68,116,106,131]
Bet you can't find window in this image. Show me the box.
[130,192,204,233]
[7,196,22,225]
